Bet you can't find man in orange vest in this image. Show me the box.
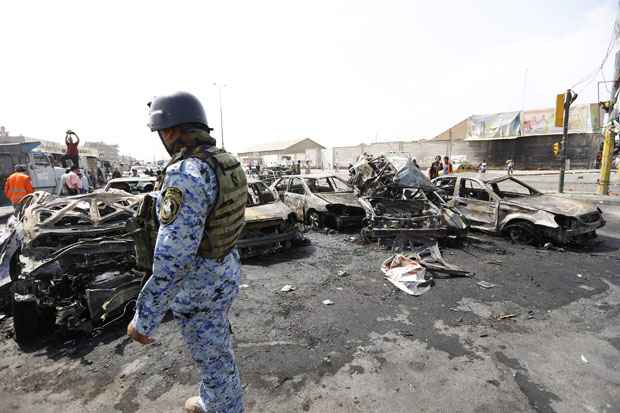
[4,164,34,215]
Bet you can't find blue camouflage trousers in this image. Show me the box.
[172,258,243,413]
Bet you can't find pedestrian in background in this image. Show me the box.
[79,169,91,193]
[479,160,488,174]
[65,165,82,195]
[506,159,514,175]
[4,164,33,215]
[442,156,453,175]
[429,155,441,179]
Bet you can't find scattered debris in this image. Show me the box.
[280,285,295,292]
[477,281,497,289]
[581,354,588,363]
[381,254,431,296]
[415,243,470,277]
[0,314,5,322]
[486,260,503,265]
[543,242,553,250]
[496,313,519,320]
[479,333,489,338]
[337,270,349,277]
[322,299,334,305]
[239,284,250,289]
[527,310,535,319]
[576,273,583,278]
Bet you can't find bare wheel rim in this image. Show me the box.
[309,212,321,229]
[508,225,534,244]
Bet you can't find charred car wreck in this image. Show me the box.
[7,180,307,343]
[432,175,605,245]
[350,155,468,243]
[239,179,305,258]
[271,174,365,230]
[10,191,146,343]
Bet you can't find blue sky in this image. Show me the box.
[0,0,617,160]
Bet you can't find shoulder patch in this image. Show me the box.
[159,187,183,225]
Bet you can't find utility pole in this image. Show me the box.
[597,2,620,194]
[213,83,226,149]
[559,89,577,193]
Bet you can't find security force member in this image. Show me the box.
[127,91,247,413]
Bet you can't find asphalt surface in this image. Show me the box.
[0,207,619,412]
[460,170,620,195]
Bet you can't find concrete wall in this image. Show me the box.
[333,133,603,170]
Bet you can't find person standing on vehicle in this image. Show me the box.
[63,130,80,167]
[4,164,33,215]
[127,91,247,413]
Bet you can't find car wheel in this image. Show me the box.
[360,227,372,243]
[504,221,539,245]
[307,211,322,229]
[12,298,39,345]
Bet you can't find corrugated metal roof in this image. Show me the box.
[238,138,325,154]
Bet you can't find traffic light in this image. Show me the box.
[552,142,561,156]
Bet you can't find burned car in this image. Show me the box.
[104,176,157,194]
[350,155,468,243]
[432,175,605,245]
[240,179,304,258]
[8,191,146,343]
[271,174,364,230]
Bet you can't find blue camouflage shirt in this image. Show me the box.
[131,157,238,336]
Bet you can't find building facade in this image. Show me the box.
[237,138,326,168]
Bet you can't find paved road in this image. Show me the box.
[0,210,619,412]
[463,170,620,195]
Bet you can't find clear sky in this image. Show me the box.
[0,0,617,161]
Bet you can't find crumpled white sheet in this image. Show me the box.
[381,254,432,296]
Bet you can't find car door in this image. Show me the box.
[273,178,289,202]
[285,177,306,221]
[454,178,498,230]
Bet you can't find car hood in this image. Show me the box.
[245,200,292,222]
[504,195,597,216]
[314,192,361,208]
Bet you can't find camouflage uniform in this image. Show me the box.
[131,156,244,413]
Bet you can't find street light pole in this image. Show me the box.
[213,83,226,149]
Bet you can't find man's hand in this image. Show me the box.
[127,322,154,345]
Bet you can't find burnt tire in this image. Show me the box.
[307,211,322,230]
[12,298,55,345]
[504,221,539,246]
[12,299,39,345]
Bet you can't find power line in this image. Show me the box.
[571,28,616,89]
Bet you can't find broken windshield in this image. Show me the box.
[304,177,352,193]
[248,182,276,206]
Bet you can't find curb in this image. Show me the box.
[549,193,620,207]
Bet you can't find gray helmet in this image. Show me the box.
[15,164,27,172]
[147,91,209,131]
